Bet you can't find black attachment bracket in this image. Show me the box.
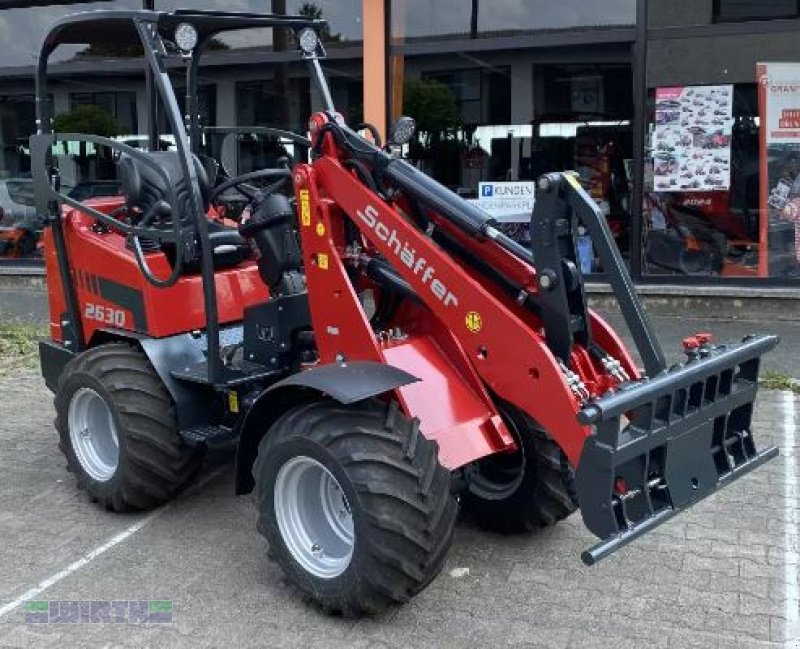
[532,172,666,377]
[529,173,590,365]
[575,334,779,565]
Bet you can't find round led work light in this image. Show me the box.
[175,23,198,52]
[298,27,319,55]
[388,116,416,146]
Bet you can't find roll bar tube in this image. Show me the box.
[31,132,190,289]
[134,18,223,382]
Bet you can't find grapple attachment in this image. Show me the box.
[575,334,779,565]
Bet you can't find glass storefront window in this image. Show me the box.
[392,0,635,40]
[157,83,216,136]
[236,77,310,131]
[0,175,38,260]
[390,46,634,269]
[646,3,800,281]
[390,2,636,272]
[0,1,143,262]
[155,0,363,46]
[714,0,799,22]
[0,95,35,179]
[0,0,143,68]
[71,91,139,135]
[644,84,760,277]
[0,1,361,262]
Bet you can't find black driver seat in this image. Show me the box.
[118,151,250,271]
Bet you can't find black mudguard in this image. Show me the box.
[39,339,75,392]
[46,328,216,429]
[233,361,419,494]
[575,334,779,565]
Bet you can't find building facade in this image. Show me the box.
[0,0,799,289]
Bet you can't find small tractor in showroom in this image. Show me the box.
[34,9,778,615]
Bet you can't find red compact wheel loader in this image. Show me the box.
[33,9,778,615]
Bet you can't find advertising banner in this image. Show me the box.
[653,85,733,193]
[757,62,800,278]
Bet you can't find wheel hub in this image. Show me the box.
[273,456,354,579]
[68,387,120,482]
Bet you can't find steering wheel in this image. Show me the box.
[209,168,293,204]
[128,200,186,288]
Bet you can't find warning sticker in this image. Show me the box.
[227,390,239,413]
[465,311,482,333]
[300,189,311,226]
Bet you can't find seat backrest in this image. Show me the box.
[118,151,254,273]
[118,151,210,226]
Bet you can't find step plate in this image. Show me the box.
[179,425,237,446]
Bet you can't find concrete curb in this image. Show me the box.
[585,282,800,299]
[586,283,800,321]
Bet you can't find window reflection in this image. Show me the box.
[392,0,635,40]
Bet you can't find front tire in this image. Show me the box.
[253,399,457,616]
[463,403,577,533]
[54,343,203,511]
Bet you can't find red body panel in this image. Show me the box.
[45,198,267,344]
[383,337,511,469]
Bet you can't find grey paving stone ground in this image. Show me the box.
[594,308,799,378]
[0,365,797,648]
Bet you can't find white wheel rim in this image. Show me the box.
[68,387,120,482]
[273,456,354,579]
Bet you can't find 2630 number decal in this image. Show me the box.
[84,303,126,327]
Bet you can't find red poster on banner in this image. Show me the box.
[758,62,800,278]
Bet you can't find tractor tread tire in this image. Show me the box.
[54,343,203,512]
[464,406,577,534]
[253,399,457,616]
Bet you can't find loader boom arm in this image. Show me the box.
[294,155,592,465]
[295,116,627,466]
[297,111,778,565]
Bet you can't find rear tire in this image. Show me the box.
[54,343,203,511]
[253,399,457,616]
[463,403,577,533]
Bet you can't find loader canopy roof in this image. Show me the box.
[35,7,333,150]
[39,9,323,55]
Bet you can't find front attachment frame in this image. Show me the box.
[575,334,779,565]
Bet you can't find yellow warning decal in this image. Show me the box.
[300,189,311,226]
[564,173,582,190]
[317,253,329,270]
[316,222,326,237]
[228,390,239,413]
[465,311,482,333]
